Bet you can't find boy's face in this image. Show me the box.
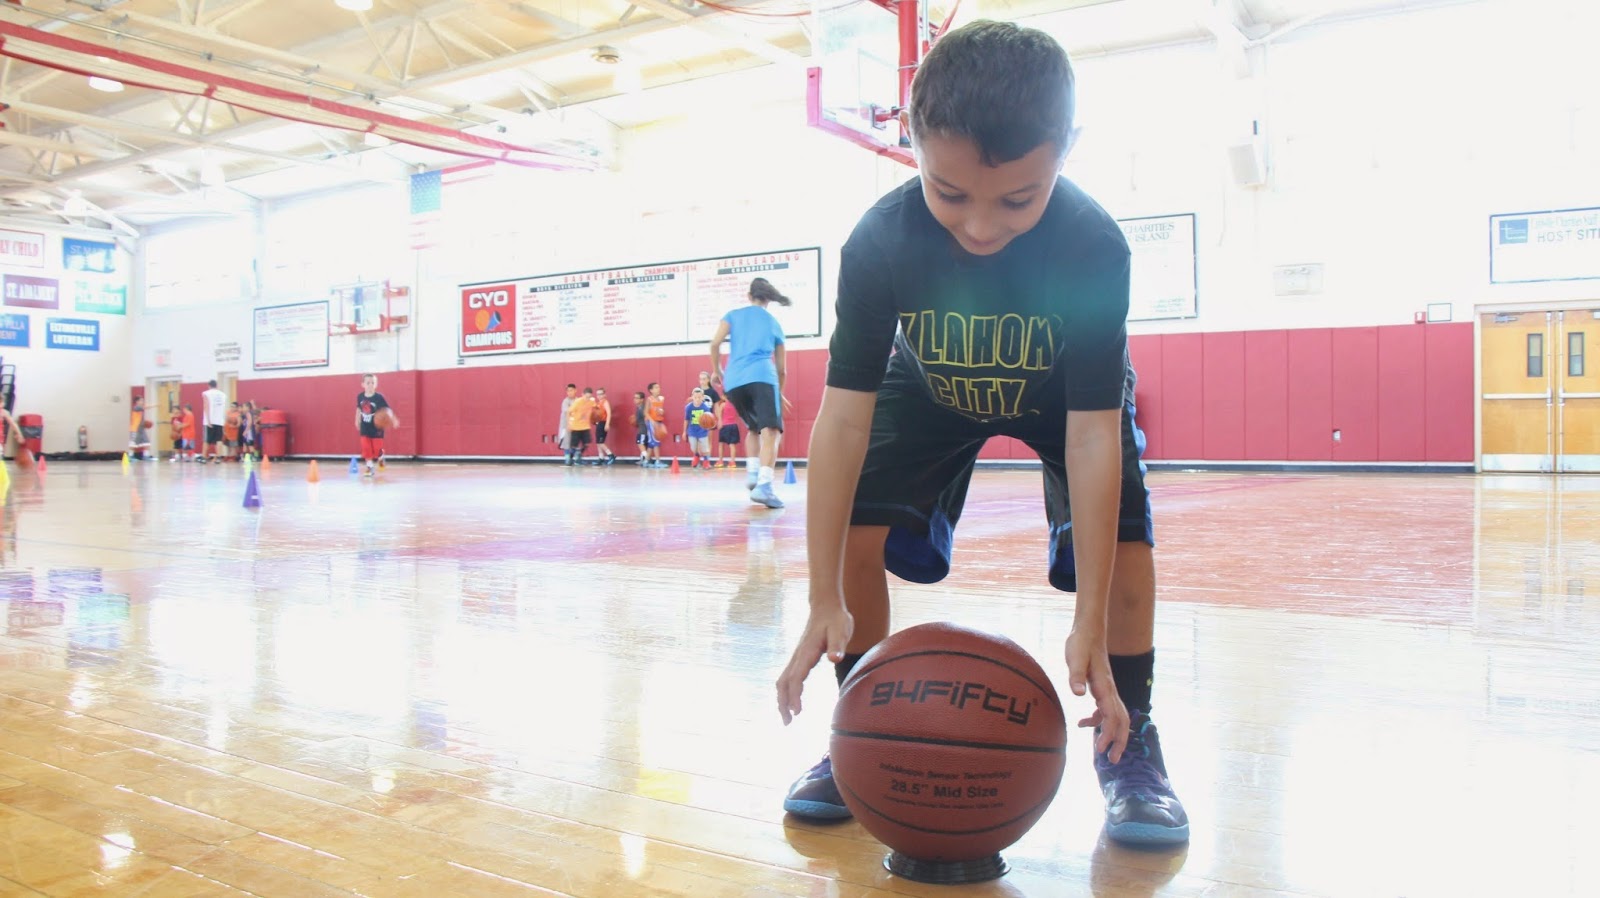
[915,133,1063,257]
[596,390,606,401]
[362,376,377,392]
[566,387,577,397]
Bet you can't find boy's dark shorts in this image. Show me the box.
[718,424,741,444]
[849,378,1152,594]
[569,428,591,448]
[205,424,224,444]
[727,382,783,434]
[594,422,608,444]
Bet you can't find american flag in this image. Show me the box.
[408,161,495,250]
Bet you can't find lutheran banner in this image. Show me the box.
[45,317,99,351]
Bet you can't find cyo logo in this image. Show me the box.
[467,290,510,308]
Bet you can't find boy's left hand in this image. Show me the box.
[1064,628,1129,764]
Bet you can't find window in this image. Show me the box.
[1571,332,1585,378]
[261,184,406,299]
[1528,333,1543,378]
[143,216,256,309]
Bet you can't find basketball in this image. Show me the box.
[697,411,717,429]
[829,622,1067,864]
[373,409,397,430]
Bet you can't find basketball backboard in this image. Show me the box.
[808,0,919,166]
[330,282,387,335]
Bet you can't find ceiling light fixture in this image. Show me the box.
[334,0,374,11]
[592,46,622,65]
[88,55,122,92]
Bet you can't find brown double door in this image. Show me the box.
[1481,308,1600,472]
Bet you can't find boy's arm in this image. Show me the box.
[1063,408,1128,763]
[1060,247,1135,763]
[777,230,899,724]
[776,386,878,725]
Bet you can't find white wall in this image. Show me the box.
[125,0,1600,383]
[1055,0,1600,334]
[0,220,134,454]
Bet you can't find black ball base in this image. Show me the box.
[884,850,1009,884]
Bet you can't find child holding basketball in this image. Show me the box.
[773,20,1188,846]
[355,373,398,476]
[684,387,715,467]
[709,276,792,509]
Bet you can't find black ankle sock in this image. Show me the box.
[1109,650,1155,714]
[834,653,866,688]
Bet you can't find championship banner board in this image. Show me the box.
[460,248,823,356]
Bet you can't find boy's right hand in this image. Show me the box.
[776,600,854,725]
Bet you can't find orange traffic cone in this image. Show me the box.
[670,456,680,474]
[306,459,320,483]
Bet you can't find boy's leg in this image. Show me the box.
[1023,386,1188,847]
[782,386,985,820]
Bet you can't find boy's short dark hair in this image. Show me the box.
[208,379,218,387]
[566,383,577,390]
[908,19,1075,166]
[583,387,594,395]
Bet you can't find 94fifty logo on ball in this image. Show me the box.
[869,679,1033,726]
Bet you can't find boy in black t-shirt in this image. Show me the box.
[774,20,1187,846]
[354,373,398,476]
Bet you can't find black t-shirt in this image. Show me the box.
[826,176,1130,427]
[357,391,390,437]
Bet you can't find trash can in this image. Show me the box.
[17,413,41,458]
[257,408,288,459]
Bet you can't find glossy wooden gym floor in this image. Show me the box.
[0,460,1594,897]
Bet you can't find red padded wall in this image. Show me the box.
[230,322,1476,463]
[1242,330,1289,460]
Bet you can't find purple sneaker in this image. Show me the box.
[783,754,851,820]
